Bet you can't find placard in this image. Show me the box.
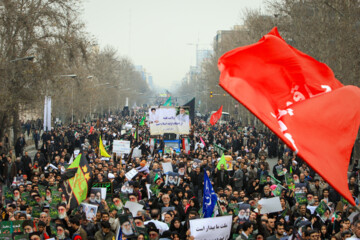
[190,215,232,240]
[125,169,138,181]
[113,140,130,154]
[258,197,282,214]
[162,162,173,174]
[92,182,113,196]
[124,201,144,217]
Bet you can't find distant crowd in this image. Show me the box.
[0,110,359,240]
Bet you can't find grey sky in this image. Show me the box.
[82,0,263,90]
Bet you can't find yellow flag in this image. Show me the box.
[99,136,111,158]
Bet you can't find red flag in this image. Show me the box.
[210,105,223,125]
[218,27,360,205]
[89,126,94,134]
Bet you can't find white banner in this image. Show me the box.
[43,96,52,131]
[113,140,131,154]
[125,169,138,181]
[43,96,47,131]
[149,107,190,135]
[190,215,232,240]
[47,96,51,130]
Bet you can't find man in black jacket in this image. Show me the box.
[21,151,32,178]
[190,166,203,201]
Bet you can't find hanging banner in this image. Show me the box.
[43,96,48,132]
[149,107,190,135]
[43,96,51,131]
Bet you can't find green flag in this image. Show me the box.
[154,173,160,183]
[163,96,172,106]
[290,166,293,174]
[216,154,227,170]
[64,154,93,208]
[139,114,146,126]
[270,175,281,184]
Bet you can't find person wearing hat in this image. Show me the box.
[148,226,160,240]
[55,224,71,240]
[29,232,42,240]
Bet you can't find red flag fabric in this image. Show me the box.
[89,126,94,134]
[210,105,223,125]
[218,27,360,205]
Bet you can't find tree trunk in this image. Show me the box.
[12,104,20,146]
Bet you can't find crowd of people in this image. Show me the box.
[0,110,359,240]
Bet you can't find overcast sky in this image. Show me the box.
[82,0,264,90]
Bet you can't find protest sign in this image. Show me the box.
[133,147,142,158]
[258,197,282,214]
[272,185,284,197]
[295,192,307,204]
[92,182,113,196]
[119,214,137,237]
[125,169,138,181]
[80,203,98,221]
[162,162,173,174]
[91,188,107,201]
[315,201,331,222]
[125,201,144,217]
[190,215,232,240]
[275,165,285,176]
[238,204,250,225]
[113,140,130,154]
[121,181,134,194]
[14,234,28,240]
[225,155,233,170]
[149,107,190,135]
[260,174,267,184]
[165,172,180,186]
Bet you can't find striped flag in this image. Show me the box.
[182,138,190,154]
[200,137,206,147]
[115,224,122,240]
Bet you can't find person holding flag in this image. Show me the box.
[215,154,229,189]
